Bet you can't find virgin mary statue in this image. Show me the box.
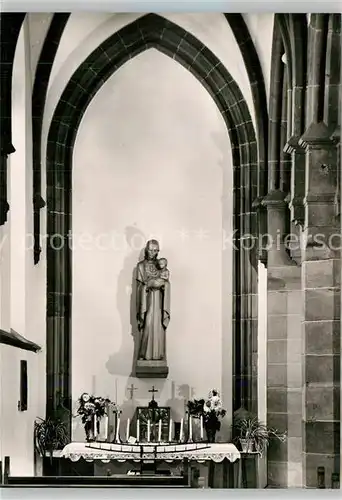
[135,240,170,371]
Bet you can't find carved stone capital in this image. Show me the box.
[251,195,264,209]
[261,189,287,209]
[298,121,337,151]
[283,135,306,155]
[260,190,295,267]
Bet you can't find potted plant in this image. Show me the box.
[233,408,286,454]
[75,392,114,442]
[34,414,69,462]
[187,389,226,443]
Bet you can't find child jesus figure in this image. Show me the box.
[146,258,169,289]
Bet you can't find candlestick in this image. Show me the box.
[147,419,151,442]
[168,418,173,442]
[126,418,130,441]
[137,419,140,441]
[180,418,184,442]
[200,415,204,440]
[93,414,97,439]
[189,416,193,442]
[158,420,162,442]
[115,414,121,443]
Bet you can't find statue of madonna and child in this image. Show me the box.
[135,239,170,378]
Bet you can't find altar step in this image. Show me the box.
[3,474,191,488]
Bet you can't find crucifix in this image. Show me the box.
[127,383,138,400]
[147,386,159,436]
[148,385,159,411]
[148,385,158,401]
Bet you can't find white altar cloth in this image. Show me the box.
[60,442,241,463]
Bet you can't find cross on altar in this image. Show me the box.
[148,386,158,401]
[127,383,138,400]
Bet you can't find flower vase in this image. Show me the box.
[84,418,99,442]
[205,427,217,443]
[84,420,94,442]
[204,412,220,443]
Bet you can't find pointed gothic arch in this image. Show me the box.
[45,13,259,430]
[32,13,70,264]
[224,14,268,199]
[0,13,25,225]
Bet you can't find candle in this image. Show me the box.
[158,420,162,442]
[147,419,151,442]
[137,419,140,441]
[168,418,173,442]
[104,414,109,441]
[115,414,121,443]
[200,415,204,440]
[189,416,193,441]
[180,418,184,442]
[126,418,130,441]
[93,414,97,439]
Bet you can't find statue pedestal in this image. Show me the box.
[135,360,169,378]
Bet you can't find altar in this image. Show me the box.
[59,441,241,488]
[68,383,243,487]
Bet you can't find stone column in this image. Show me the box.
[299,122,340,488]
[262,190,302,487]
[233,164,258,416]
[46,177,72,433]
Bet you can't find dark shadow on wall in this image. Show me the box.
[164,382,194,422]
[129,252,144,378]
[116,384,141,440]
[106,225,145,378]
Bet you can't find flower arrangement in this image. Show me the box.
[75,392,115,441]
[187,390,226,420]
[187,389,226,442]
[76,393,114,423]
[187,398,205,418]
[203,389,227,420]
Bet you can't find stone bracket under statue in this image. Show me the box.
[135,359,169,378]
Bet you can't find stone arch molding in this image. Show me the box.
[46,13,258,424]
